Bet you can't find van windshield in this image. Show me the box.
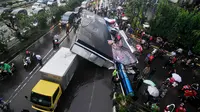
[31,92,51,107]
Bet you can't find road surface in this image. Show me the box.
[135,47,198,111]
[1,25,113,112]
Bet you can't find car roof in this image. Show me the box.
[64,11,74,15]
[34,2,40,4]
[0,8,10,14]
[32,8,44,14]
[11,8,26,14]
[32,80,59,96]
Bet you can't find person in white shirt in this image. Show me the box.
[35,54,42,66]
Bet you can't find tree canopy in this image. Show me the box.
[149,0,200,53]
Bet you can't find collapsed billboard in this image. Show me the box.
[70,10,114,68]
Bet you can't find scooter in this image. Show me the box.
[164,104,175,112]
[53,39,60,49]
[23,58,31,70]
[0,98,10,112]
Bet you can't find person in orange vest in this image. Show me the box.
[66,23,70,37]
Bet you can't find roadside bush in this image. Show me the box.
[7,2,13,6]
[2,3,7,7]
[35,12,49,29]
[193,40,200,54]
[149,0,200,52]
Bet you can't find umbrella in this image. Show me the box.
[136,44,143,52]
[117,6,123,10]
[104,17,116,24]
[143,80,156,87]
[122,16,128,21]
[147,86,159,97]
[172,73,182,82]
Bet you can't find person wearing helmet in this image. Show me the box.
[0,62,12,76]
[25,50,31,57]
[176,103,186,112]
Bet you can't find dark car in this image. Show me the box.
[60,11,74,25]
[11,8,28,16]
[0,8,13,18]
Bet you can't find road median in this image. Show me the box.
[0,25,59,62]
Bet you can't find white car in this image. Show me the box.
[32,2,46,10]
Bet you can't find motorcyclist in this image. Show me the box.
[0,62,12,76]
[66,23,70,36]
[25,50,31,57]
[53,34,59,49]
[176,103,186,112]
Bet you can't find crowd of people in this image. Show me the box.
[105,2,200,112]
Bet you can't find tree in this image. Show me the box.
[0,28,8,52]
[125,0,156,28]
[149,0,200,53]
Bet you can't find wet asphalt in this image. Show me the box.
[0,26,113,112]
[135,46,199,111]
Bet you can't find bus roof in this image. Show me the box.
[40,47,76,77]
[32,80,59,96]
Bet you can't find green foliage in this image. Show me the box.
[35,11,49,29]
[0,0,84,52]
[16,14,33,29]
[7,1,13,6]
[193,40,200,54]
[125,0,155,28]
[149,0,200,53]
[66,0,84,11]
[115,93,133,112]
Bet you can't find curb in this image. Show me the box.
[112,64,125,112]
[4,24,58,63]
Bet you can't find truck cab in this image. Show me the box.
[31,80,62,112]
[29,47,78,111]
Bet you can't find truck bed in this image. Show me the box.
[40,47,78,90]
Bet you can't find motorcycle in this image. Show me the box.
[160,78,179,98]
[0,63,15,81]
[23,57,31,69]
[23,51,37,69]
[180,83,200,106]
[0,98,11,112]
[164,104,175,112]
[53,39,60,49]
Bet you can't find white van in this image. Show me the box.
[81,1,88,8]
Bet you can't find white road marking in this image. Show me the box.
[8,25,58,63]
[14,85,21,92]
[88,69,97,112]
[7,33,68,102]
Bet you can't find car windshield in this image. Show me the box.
[33,3,39,6]
[37,0,43,3]
[61,15,69,21]
[31,92,51,107]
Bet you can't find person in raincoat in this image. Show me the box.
[151,103,160,112]
[66,23,70,36]
[0,62,12,76]
[142,64,151,79]
[112,69,117,78]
